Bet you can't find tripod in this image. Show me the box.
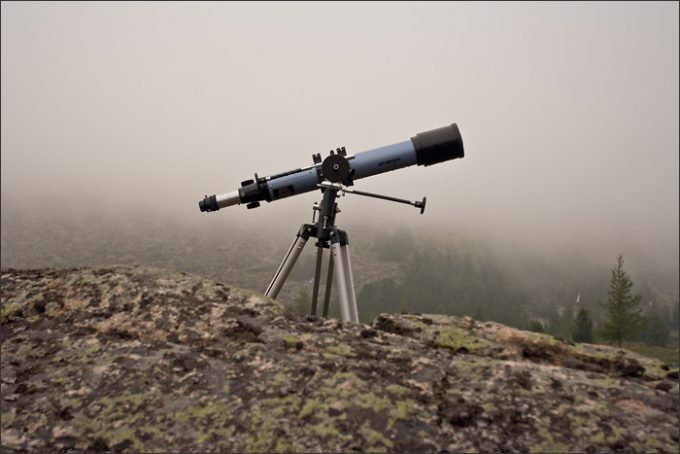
[264,183,426,323]
[264,185,359,322]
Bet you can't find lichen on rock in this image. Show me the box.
[1,265,678,452]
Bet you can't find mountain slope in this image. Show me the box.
[1,266,678,452]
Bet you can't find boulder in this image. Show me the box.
[1,266,678,452]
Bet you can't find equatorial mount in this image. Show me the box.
[317,146,355,186]
[263,147,428,323]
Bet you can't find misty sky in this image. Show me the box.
[1,2,678,270]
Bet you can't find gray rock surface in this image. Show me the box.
[1,265,678,452]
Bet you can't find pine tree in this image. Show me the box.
[640,314,669,347]
[598,255,644,347]
[571,307,594,343]
[528,320,544,333]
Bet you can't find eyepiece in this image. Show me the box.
[199,194,219,212]
[411,123,464,167]
[199,190,243,212]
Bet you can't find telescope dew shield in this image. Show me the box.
[412,124,464,166]
[348,124,464,180]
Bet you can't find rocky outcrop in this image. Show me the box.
[1,266,678,453]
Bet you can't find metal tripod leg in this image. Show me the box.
[330,230,359,323]
[322,256,334,317]
[310,245,324,316]
[265,226,311,299]
[340,243,360,322]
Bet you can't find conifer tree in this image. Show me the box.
[598,255,644,347]
[528,320,545,333]
[640,314,669,347]
[571,307,593,343]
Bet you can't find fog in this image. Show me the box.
[2,2,678,280]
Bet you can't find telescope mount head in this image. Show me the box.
[319,147,354,186]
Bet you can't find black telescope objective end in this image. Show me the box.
[412,124,464,167]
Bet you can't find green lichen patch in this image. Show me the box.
[1,411,16,426]
[481,402,497,414]
[1,303,21,324]
[360,422,394,452]
[433,325,493,353]
[282,334,303,349]
[243,394,303,452]
[173,401,230,424]
[70,390,169,451]
[324,343,356,357]
[589,431,605,444]
[590,375,620,388]
[385,384,409,396]
[529,425,569,453]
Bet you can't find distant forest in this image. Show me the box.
[295,226,679,355]
[2,206,678,355]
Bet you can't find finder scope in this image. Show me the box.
[199,123,463,212]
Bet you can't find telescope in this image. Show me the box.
[198,123,464,323]
[199,124,463,212]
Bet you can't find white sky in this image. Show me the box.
[1,1,678,270]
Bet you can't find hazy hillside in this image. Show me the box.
[2,205,677,331]
[1,266,678,452]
